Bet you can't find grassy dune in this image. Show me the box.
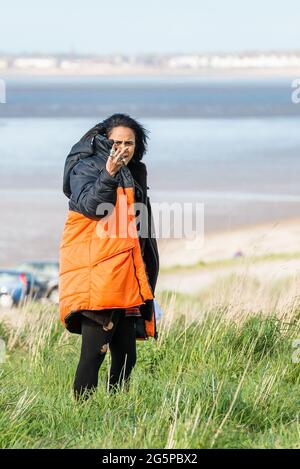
[160,251,300,274]
[1,282,300,449]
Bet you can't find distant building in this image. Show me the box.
[13,57,57,69]
[0,51,299,74]
[209,53,300,69]
[167,55,209,69]
[59,58,118,72]
[0,59,8,70]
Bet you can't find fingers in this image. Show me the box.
[110,146,127,165]
[108,146,127,174]
[116,147,128,157]
[110,145,127,158]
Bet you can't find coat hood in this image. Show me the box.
[62,133,115,199]
[63,133,147,199]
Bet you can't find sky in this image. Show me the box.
[1,0,299,55]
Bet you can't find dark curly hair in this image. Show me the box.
[80,113,150,162]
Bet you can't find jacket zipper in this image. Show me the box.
[131,249,145,303]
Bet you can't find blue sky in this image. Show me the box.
[1,0,299,55]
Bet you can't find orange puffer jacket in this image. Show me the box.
[59,133,160,340]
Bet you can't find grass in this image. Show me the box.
[159,251,300,274]
[1,293,300,449]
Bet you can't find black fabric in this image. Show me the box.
[69,160,120,221]
[73,311,137,400]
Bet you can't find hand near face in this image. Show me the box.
[106,143,129,177]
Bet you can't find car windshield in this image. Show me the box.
[0,272,20,284]
[16,263,59,278]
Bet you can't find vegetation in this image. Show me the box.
[1,291,300,449]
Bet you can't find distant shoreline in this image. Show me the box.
[1,67,300,79]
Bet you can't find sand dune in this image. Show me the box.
[157,216,300,297]
[157,216,300,268]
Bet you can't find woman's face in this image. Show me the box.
[107,126,136,164]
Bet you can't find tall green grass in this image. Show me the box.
[1,295,300,449]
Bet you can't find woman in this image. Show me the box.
[59,113,159,401]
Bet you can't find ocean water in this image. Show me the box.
[0,76,299,264]
[1,75,299,118]
[0,115,299,196]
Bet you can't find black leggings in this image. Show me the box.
[73,309,137,400]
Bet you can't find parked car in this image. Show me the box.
[0,269,45,308]
[14,260,59,304]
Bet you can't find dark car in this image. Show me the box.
[14,260,59,304]
[0,269,45,308]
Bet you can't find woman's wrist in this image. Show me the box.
[103,166,119,180]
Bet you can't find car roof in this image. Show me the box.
[0,269,31,274]
[16,260,59,265]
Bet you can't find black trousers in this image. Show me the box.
[73,310,137,400]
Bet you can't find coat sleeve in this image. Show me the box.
[69,159,120,221]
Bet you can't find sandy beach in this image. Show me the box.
[158,215,300,268]
[157,216,300,313]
